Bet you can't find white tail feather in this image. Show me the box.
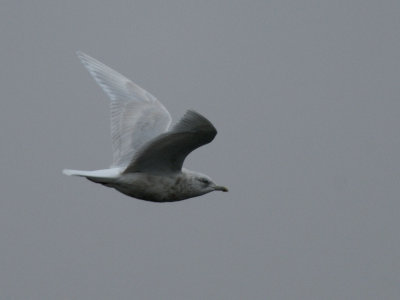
[62,168,122,178]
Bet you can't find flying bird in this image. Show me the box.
[63,52,228,202]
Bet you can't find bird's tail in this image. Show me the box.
[63,169,85,176]
[62,168,121,184]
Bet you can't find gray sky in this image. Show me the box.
[1,0,399,299]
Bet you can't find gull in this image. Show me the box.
[63,52,228,202]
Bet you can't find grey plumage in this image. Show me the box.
[63,52,227,202]
[124,110,217,174]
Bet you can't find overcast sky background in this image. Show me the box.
[1,1,399,299]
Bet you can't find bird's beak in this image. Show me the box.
[214,185,228,192]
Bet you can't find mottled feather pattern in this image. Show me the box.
[63,52,227,202]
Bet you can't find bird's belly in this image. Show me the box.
[112,173,193,202]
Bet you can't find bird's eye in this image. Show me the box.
[199,178,210,185]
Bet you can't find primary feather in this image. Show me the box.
[77,51,171,167]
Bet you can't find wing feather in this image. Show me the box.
[76,51,172,167]
[123,110,217,174]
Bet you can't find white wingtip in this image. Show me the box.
[76,50,94,67]
[76,50,87,59]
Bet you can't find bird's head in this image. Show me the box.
[189,172,228,195]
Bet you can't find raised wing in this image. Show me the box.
[123,110,217,174]
[77,51,172,167]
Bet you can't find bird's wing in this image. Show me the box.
[123,110,217,174]
[77,51,172,168]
